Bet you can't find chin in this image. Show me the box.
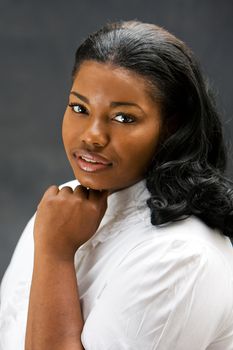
[75,175,108,191]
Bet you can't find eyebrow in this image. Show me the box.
[70,91,143,110]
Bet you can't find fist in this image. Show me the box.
[33,185,109,259]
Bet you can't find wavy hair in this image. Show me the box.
[71,20,233,240]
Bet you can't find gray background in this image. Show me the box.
[1,0,233,280]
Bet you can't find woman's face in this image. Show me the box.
[62,60,163,192]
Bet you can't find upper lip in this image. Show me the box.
[73,150,113,165]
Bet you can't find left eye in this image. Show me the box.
[114,114,135,123]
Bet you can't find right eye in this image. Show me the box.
[68,103,88,114]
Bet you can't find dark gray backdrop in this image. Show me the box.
[1,0,233,280]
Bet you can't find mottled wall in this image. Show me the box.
[1,0,233,279]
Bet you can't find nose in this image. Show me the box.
[80,118,110,149]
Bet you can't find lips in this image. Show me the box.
[72,150,113,173]
[73,150,112,165]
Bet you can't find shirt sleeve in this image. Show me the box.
[80,238,230,350]
[0,213,36,350]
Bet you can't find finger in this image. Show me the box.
[59,186,74,196]
[73,185,89,199]
[42,185,59,199]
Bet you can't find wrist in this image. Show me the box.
[34,244,77,264]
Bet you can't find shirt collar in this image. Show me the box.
[80,179,151,249]
[103,178,149,218]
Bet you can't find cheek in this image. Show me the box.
[115,125,161,170]
[62,113,80,148]
[62,112,69,145]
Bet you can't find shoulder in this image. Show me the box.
[147,214,233,259]
[122,214,233,286]
[117,218,233,310]
[83,218,233,348]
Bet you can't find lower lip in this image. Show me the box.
[75,157,112,173]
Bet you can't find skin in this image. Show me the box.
[62,60,163,192]
[25,60,163,350]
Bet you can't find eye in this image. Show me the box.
[68,103,88,114]
[114,113,135,124]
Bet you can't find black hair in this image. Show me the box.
[72,20,233,240]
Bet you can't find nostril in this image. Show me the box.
[81,136,108,149]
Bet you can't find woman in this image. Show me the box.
[0,20,233,349]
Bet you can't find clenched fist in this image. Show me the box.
[33,185,109,260]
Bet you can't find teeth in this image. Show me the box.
[81,156,98,164]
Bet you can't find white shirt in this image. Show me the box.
[1,179,233,350]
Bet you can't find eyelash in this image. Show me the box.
[68,102,136,124]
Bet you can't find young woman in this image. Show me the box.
[1,20,233,350]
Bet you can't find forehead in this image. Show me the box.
[72,60,157,107]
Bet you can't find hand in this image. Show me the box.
[33,185,109,260]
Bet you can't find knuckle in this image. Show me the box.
[45,196,57,206]
[89,202,99,213]
[73,197,83,206]
[73,196,82,205]
[60,186,73,192]
[47,185,58,192]
[42,185,58,199]
[56,196,67,204]
[49,184,58,190]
